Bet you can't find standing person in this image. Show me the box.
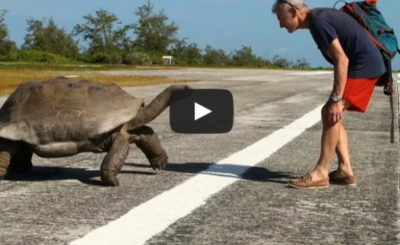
[271,0,386,189]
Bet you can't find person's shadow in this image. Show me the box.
[4,161,295,186]
[151,162,294,184]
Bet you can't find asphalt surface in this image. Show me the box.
[0,68,399,245]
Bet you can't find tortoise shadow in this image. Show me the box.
[5,162,295,186]
[4,165,156,186]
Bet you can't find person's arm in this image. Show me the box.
[310,18,348,123]
[325,39,349,99]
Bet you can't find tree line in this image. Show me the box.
[0,1,315,69]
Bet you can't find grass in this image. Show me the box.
[0,69,197,96]
[0,62,186,71]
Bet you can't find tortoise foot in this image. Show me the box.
[149,151,168,170]
[100,172,120,187]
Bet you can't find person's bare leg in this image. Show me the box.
[310,100,352,180]
[288,100,352,188]
[334,121,354,176]
[307,104,341,181]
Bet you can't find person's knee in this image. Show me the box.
[321,103,339,127]
[321,104,329,122]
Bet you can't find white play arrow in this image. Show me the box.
[195,102,212,121]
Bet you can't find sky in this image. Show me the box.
[2,0,400,70]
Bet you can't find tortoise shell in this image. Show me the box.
[0,77,144,146]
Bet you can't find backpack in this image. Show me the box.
[334,0,400,143]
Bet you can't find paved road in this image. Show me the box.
[0,68,399,245]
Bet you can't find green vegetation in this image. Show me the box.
[0,62,145,71]
[0,1,331,70]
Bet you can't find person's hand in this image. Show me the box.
[328,101,344,124]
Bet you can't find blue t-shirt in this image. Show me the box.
[309,7,386,78]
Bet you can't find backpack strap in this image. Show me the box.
[333,0,349,9]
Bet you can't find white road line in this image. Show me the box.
[225,75,291,81]
[290,71,333,76]
[69,104,324,245]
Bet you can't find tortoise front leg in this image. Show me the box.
[0,139,22,180]
[100,132,130,186]
[129,126,168,170]
[0,151,11,180]
[9,143,33,173]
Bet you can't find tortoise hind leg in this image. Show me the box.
[100,132,130,186]
[9,143,33,173]
[0,139,22,180]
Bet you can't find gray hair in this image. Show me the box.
[271,0,308,13]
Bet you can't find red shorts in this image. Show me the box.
[342,77,380,112]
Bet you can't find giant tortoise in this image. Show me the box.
[0,77,192,186]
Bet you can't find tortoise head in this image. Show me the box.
[128,84,192,130]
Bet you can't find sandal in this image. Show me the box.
[287,173,329,189]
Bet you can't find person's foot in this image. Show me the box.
[329,169,356,186]
[287,172,329,189]
[337,163,354,177]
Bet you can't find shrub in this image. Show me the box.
[89,52,110,63]
[106,53,123,64]
[0,50,71,63]
[123,52,151,65]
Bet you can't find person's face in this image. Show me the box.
[275,5,299,33]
